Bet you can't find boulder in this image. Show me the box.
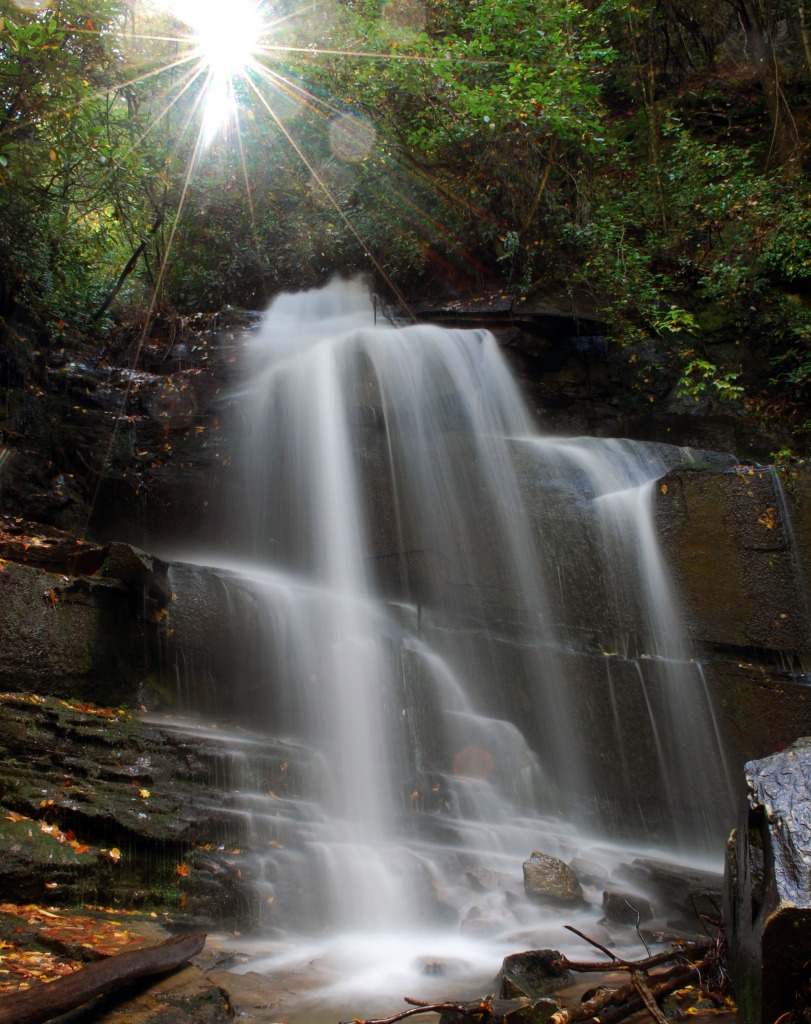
[725,738,811,1024]
[522,852,584,904]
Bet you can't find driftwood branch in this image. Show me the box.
[553,939,711,973]
[0,931,206,1024]
[341,999,495,1024]
[563,925,620,961]
[598,955,715,1024]
[550,982,635,1024]
[630,970,670,1024]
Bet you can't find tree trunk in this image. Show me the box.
[738,0,800,167]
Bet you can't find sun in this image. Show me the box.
[191,0,264,79]
[166,0,267,140]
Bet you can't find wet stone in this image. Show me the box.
[496,949,574,999]
[725,738,811,1024]
[601,889,654,925]
[612,857,721,929]
[522,852,584,904]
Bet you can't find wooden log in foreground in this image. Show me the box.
[0,931,206,1024]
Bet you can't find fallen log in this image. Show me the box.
[0,931,206,1024]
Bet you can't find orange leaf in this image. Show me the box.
[175,862,190,877]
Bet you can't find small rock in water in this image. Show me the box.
[568,855,609,887]
[602,889,654,925]
[522,851,584,904]
[460,903,497,935]
[464,867,513,893]
[496,949,574,999]
[415,956,468,978]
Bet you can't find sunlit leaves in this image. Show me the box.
[0,902,147,993]
[388,0,614,150]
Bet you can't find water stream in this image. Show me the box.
[169,278,736,1007]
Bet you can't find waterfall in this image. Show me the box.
[169,278,735,958]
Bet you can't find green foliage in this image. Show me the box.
[0,0,808,436]
[677,357,744,402]
[0,0,171,328]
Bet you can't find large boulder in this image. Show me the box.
[725,738,811,1024]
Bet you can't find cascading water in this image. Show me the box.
[167,278,736,1006]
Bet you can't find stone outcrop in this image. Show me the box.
[725,739,811,1024]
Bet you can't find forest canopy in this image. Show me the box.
[0,0,810,436]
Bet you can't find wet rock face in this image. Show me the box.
[0,560,149,705]
[0,693,307,930]
[611,859,722,929]
[724,738,811,1024]
[655,464,811,654]
[0,523,173,705]
[0,313,249,547]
